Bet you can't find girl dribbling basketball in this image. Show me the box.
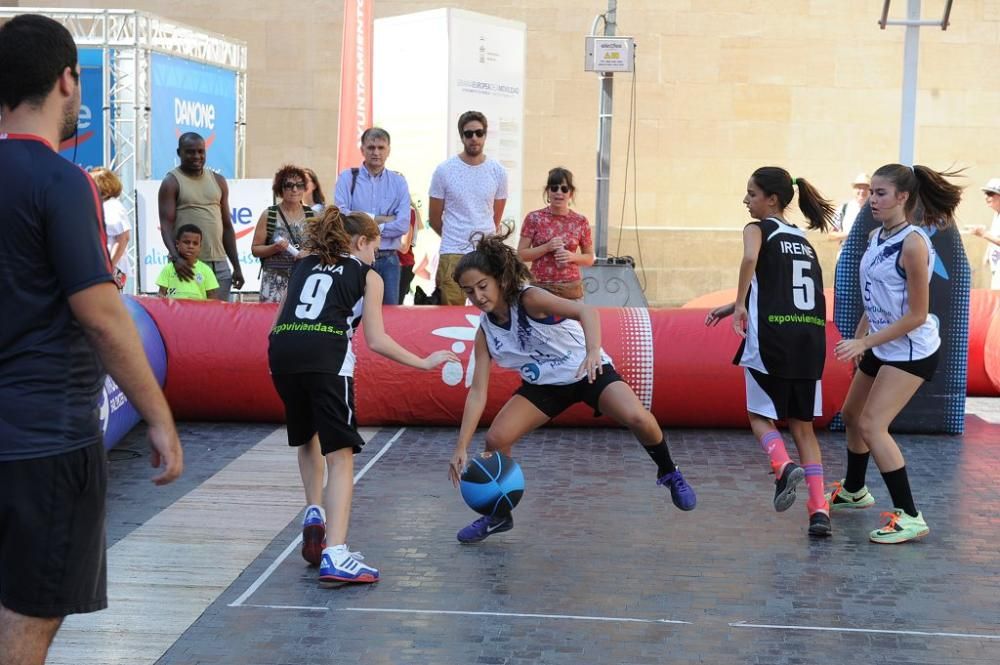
[447,231,696,544]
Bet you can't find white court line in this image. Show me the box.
[228,427,407,608]
[341,607,691,625]
[235,604,1000,640]
[729,621,1000,641]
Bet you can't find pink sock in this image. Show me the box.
[759,430,791,476]
[804,463,827,514]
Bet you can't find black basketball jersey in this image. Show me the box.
[733,217,826,379]
[268,254,369,376]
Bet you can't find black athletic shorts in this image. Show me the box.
[744,367,822,422]
[858,349,939,382]
[514,363,623,418]
[271,372,366,455]
[0,441,108,618]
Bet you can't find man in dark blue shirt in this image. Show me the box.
[0,15,183,664]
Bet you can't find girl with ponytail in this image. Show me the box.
[268,206,457,585]
[447,230,697,544]
[829,164,962,544]
[706,166,836,538]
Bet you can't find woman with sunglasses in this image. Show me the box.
[517,167,595,300]
[252,165,316,303]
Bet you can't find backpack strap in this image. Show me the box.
[264,205,279,244]
[350,167,360,198]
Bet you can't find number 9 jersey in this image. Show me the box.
[268,254,370,377]
[734,217,826,380]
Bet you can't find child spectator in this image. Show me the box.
[157,224,219,300]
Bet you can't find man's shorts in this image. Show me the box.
[744,367,822,422]
[271,373,366,455]
[514,363,624,418]
[436,253,467,306]
[858,349,939,383]
[0,441,108,617]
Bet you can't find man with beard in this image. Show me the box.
[428,110,508,305]
[0,14,183,665]
[158,132,245,301]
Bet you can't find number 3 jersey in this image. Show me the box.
[734,217,826,380]
[268,254,369,376]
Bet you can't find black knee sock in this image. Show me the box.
[644,439,676,477]
[881,466,918,518]
[843,450,870,493]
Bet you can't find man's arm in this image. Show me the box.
[378,174,412,241]
[428,197,444,236]
[68,283,183,485]
[157,174,194,280]
[216,174,244,289]
[333,169,353,212]
[493,199,507,231]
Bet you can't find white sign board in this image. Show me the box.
[374,9,525,299]
[585,36,635,73]
[135,178,272,293]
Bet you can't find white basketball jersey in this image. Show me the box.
[859,225,940,361]
[480,287,612,385]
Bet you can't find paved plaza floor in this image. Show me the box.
[46,401,1000,665]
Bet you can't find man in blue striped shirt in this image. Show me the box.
[334,127,412,304]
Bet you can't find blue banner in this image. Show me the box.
[151,53,237,178]
[59,48,105,170]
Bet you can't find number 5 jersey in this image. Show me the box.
[268,254,369,376]
[734,217,826,380]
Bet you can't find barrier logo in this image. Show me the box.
[432,314,482,387]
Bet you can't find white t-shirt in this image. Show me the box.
[837,200,863,235]
[103,197,130,275]
[429,156,508,254]
[986,211,1000,289]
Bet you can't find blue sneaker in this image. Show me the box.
[301,506,325,567]
[457,514,514,543]
[318,547,379,586]
[657,469,697,511]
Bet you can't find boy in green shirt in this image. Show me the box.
[157,224,220,300]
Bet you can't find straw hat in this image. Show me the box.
[851,172,870,187]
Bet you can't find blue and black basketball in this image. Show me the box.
[460,451,525,517]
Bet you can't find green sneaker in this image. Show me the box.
[869,509,929,544]
[826,480,875,511]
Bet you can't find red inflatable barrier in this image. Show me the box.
[136,298,852,429]
[969,289,1000,396]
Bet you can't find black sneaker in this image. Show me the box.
[808,511,832,537]
[773,462,805,512]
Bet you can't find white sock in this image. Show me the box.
[305,504,326,523]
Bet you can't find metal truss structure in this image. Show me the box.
[0,8,247,293]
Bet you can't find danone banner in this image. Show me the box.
[59,48,105,170]
[150,53,238,178]
[135,178,272,294]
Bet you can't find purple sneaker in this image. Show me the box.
[457,514,513,543]
[657,469,697,511]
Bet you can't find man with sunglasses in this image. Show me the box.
[429,110,508,305]
[334,127,412,304]
[0,15,182,665]
[158,132,244,301]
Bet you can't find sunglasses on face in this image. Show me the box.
[283,181,306,190]
[462,129,485,139]
[548,185,571,194]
